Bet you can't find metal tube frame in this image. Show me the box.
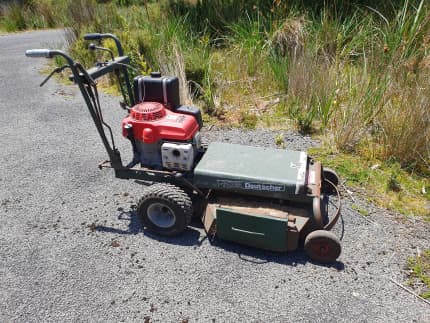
[84,33,135,106]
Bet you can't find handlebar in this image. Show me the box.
[83,32,134,105]
[27,32,134,105]
[25,47,130,85]
[83,33,124,56]
[25,49,75,67]
[83,33,103,41]
[25,49,52,58]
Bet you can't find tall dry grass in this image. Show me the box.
[3,0,429,172]
[178,0,430,172]
[0,0,68,31]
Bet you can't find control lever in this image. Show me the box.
[119,101,129,111]
[88,43,115,61]
[40,65,70,87]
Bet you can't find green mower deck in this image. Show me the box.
[194,142,311,202]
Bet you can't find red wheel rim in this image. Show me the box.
[305,230,341,263]
[312,240,330,257]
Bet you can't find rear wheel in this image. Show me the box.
[137,183,193,236]
[304,230,341,263]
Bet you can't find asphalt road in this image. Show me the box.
[0,29,429,322]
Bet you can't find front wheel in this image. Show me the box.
[304,230,341,263]
[137,183,193,236]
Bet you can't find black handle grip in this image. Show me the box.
[84,33,103,40]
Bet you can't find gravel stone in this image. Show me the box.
[0,29,429,322]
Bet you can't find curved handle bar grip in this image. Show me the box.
[83,33,124,56]
[84,33,103,40]
[25,49,52,58]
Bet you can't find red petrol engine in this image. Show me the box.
[121,102,201,170]
[122,102,199,143]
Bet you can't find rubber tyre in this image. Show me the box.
[137,183,193,236]
[304,230,341,263]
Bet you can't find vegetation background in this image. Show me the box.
[1,0,429,299]
[1,0,429,212]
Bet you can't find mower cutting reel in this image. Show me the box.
[26,33,342,263]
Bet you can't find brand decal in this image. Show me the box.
[216,180,242,189]
[166,114,185,123]
[176,115,186,123]
[216,180,285,192]
[243,182,285,192]
[290,162,302,169]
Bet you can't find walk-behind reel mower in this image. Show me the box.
[26,33,342,263]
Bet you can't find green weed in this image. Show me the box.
[275,133,285,148]
[407,249,430,299]
[309,146,430,219]
[0,0,68,32]
[2,3,26,31]
[351,204,370,216]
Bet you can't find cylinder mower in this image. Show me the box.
[26,33,342,263]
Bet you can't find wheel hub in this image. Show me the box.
[147,203,176,228]
[314,242,329,256]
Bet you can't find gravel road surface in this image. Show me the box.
[1,29,429,322]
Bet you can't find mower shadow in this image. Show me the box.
[95,208,345,269]
[209,237,345,270]
[94,207,202,247]
[94,207,142,235]
[143,228,202,247]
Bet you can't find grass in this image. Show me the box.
[3,0,429,217]
[0,0,69,32]
[407,249,430,299]
[309,146,430,219]
[351,204,370,216]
